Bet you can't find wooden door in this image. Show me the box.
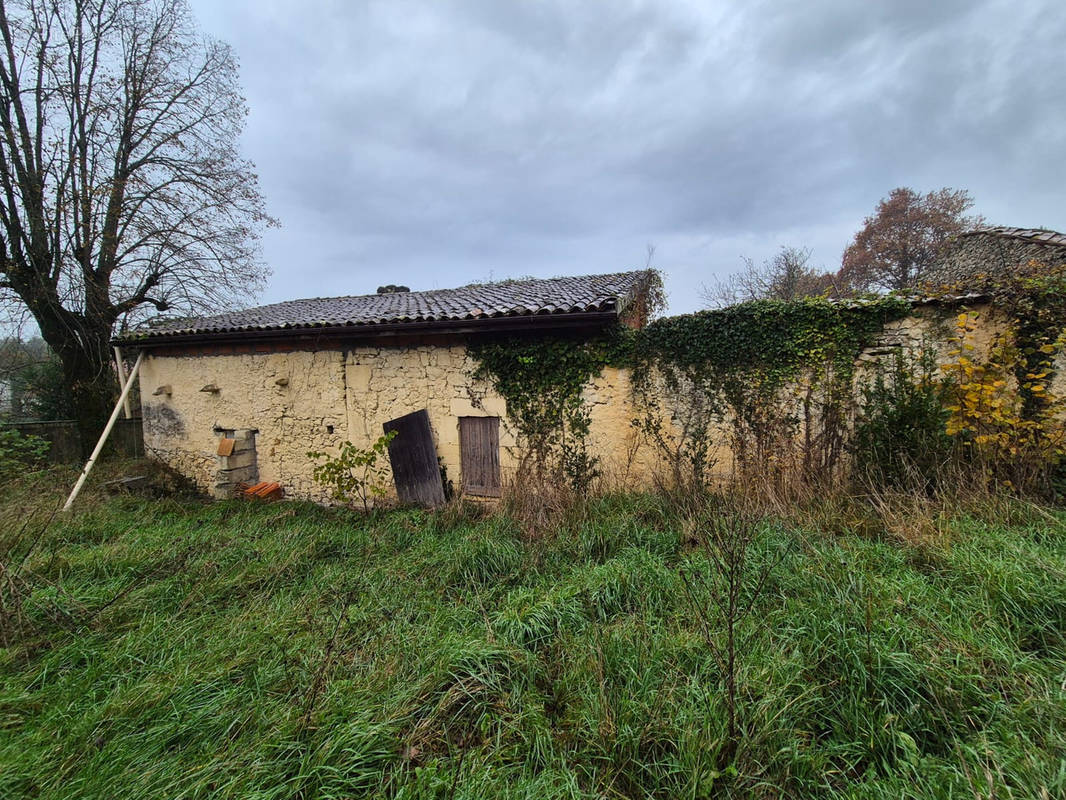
[459,416,501,497]
[383,409,446,507]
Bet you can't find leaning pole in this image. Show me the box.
[63,350,145,512]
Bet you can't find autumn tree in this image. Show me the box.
[704,246,836,307]
[839,187,979,293]
[0,0,274,449]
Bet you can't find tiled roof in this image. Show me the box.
[959,226,1066,247]
[125,271,653,341]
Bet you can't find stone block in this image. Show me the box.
[231,430,256,452]
[219,450,256,470]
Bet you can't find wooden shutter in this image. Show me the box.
[459,416,501,497]
[383,409,446,507]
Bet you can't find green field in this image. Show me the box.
[1,468,1065,798]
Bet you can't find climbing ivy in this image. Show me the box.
[469,295,911,491]
[960,260,1066,417]
[468,328,632,491]
[630,297,911,387]
[628,297,912,485]
[469,269,1066,497]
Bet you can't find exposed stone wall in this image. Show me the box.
[858,301,1066,398]
[583,366,663,485]
[140,343,515,500]
[139,301,1066,502]
[341,343,516,489]
[931,233,1066,288]
[610,301,1065,483]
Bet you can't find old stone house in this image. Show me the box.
[118,272,658,501]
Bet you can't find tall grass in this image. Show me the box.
[1,471,1064,798]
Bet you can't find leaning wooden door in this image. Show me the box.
[383,409,445,507]
[459,416,501,497]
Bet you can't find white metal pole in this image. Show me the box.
[114,346,132,419]
[63,350,145,512]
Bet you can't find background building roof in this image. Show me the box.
[924,225,1066,289]
[958,226,1066,247]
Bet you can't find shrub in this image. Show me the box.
[853,345,953,492]
[941,313,1066,497]
[308,431,397,512]
[0,428,49,482]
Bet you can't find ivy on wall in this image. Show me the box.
[631,297,911,387]
[940,308,1066,495]
[469,294,911,490]
[468,329,630,490]
[628,297,912,485]
[960,260,1066,416]
[468,267,1066,496]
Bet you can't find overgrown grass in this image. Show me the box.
[1,470,1064,798]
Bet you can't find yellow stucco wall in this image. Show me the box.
[138,303,1066,501]
[140,349,349,499]
[141,342,533,500]
[341,343,517,491]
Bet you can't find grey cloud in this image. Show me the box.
[189,0,1066,312]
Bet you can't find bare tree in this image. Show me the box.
[0,0,274,448]
[838,187,979,293]
[703,246,835,307]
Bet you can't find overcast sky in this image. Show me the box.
[186,0,1066,314]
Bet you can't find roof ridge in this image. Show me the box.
[228,270,644,307]
[960,225,1066,246]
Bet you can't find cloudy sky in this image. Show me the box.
[187,0,1066,314]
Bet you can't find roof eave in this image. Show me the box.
[113,309,620,349]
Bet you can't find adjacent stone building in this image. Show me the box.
[928,226,1066,288]
[118,272,658,501]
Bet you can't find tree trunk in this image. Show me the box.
[55,327,116,458]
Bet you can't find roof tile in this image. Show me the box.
[126,271,652,341]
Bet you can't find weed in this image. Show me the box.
[308,431,397,512]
